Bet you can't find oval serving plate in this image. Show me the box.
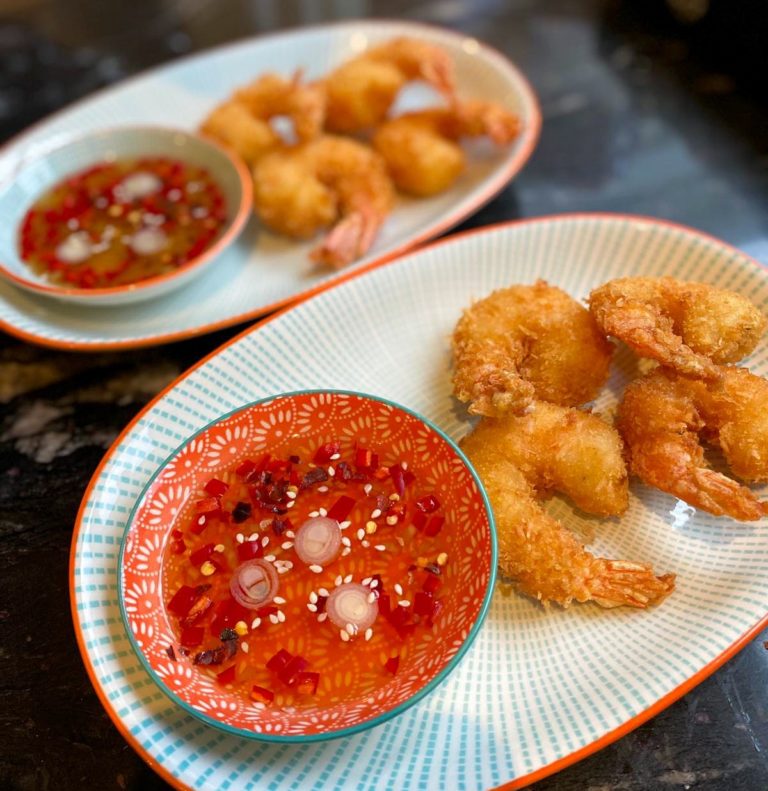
[72,215,768,790]
[0,19,540,351]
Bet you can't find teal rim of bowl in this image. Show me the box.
[117,388,498,743]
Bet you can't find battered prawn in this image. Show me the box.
[461,402,675,608]
[372,101,522,196]
[320,37,455,134]
[589,277,767,379]
[452,281,614,417]
[252,135,395,268]
[618,367,768,521]
[200,73,325,165]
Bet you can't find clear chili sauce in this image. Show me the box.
[163,439,450,708]
[18,157,227,289]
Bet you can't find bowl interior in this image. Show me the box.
[0,126,247,291]
[119,390,495,740]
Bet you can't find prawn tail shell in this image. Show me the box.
[588,561,676,609]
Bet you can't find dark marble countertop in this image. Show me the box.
[2,1,768,789]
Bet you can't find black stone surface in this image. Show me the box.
[1,1,767,789]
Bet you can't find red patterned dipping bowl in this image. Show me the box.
[119,390,497,742]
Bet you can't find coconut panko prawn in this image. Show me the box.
[618,366,768,521]
[452,281,614,417]
[461,403,675,608]
[589,277,767,378]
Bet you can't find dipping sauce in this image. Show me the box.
[18,157,227,289]
[163,439,450,709]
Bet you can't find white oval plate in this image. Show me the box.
[72,215,768,790]
[0,20,540,351]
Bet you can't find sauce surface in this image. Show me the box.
[163,438,451,709]
[18,157,227,289]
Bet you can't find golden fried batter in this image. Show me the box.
[452,281,614,417]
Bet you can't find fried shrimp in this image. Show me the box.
[452,281,614,417]
[589,277,767,379]
[618,367,768,521]
[252,135,395,268]
[200,73,325,165]
[372,101,521,196]
[461,403,675,608]
[320,37,455,134]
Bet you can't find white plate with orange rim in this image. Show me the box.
[0,19,540,351]
[72,214,768,789]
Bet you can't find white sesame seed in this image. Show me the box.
[334,575,343,587]
[259,520,272,530]
[273,596,286,605]
[241,641,249,653]
[251,617,261,629]
[339,629,350,642]
[367,592,376,604]
[318,587,330,597]
[250,532,260,541]
[363,484,372,495]
[310,564,323,573]
[341,537,351,547]
[287,491,297,500]
[328,466,336,477]
[317,613,328,622]
[364,628,373,641]
[307,603,318,612]
[402,462,408,470]
[330,453,341,460]
[357,528,365,541]
[264,554,276,562]
[344,574,353,584]
[345,622,356,635]
[362,540,370,548]
[342,547,351,556]
[339,520,351,529]
[269,613,279,624]
[437,552,448,566]
[371,509,382,519]
[362,577,372,586]
[277,610,286,623]
[386,516,397,526]
[399,599,411,608]
[318,485,329,493]
[309,591,318,604]
[370,579,379,588]
[281,541,293,550]
[396,537,405,547]
[309,510,319,518]
[261,536,270,547]
[375,544,386,552]
[236,533,244,544]
[319,507,327,517]
[394,583,403,596]
[286,500,295,508]
[285,530,295,538]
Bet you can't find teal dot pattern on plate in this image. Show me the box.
[73,216,768,789]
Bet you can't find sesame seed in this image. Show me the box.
[394,583,403,596]
[317,613,328,622]
[264,554,276,562]
[362,577,372,586]
[200,561,216,576]
[250,532,260,541]
[273,596,286,605]
[357,528,366,541]
[399,599,411,608]
[370,509,382,519]
[344,574,353,584]
[307,603,318,612]
[310,564,323,573]
[363,484,372,495]
[389,493,400,501]
[259,520,272,530]
[318,588,330,597]
[364,628,373,641]
[396,537,405,547]
[269,613,279,624]
[330,453,341,460]
[287,485,298,494]
[319,508,327,517]
[309,510,319,518]
[241,642,249,653]
[277,610,286,623]
[234,620,248,636]
[339,520,351,530]
[309,591,318,604]
[339,629,350,642]
[281,541,293,550]
[286,500,295,508]
[334,575,343,587]
[261,536,270,547]
[370,579,379,588]
[251,617,261,629]
[287,491,297,500]
[236,533,244,544]
[341,537,351,547]
[402,462,408,470]
[328,466,336,477]
[276,564,290,574]
[342,547,351,556]
[318,485,329,493]
[365,521,377,534]
[345,622,356,635]
[214,544,225,553]
[285,530,295,538]
[437,552,448,566]
[367,592,376,604]
[375,544,386,552]
[362,540,370,548]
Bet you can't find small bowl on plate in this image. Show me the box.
[0,126,252,306]
[119,390,496,742]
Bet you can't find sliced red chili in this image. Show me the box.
[180,625,204,648]
[415,494,441,514]
[279,655,309,687]
[167,585,199,617]
[204,478,229,497]
[294,671,320,695]
[390,464,406,497]
[236,539,264,563]
[313,441,340,463]
[190,543,215,566]
[250,685,275,704]
[216,665,236,685]
[424,516,445,537]
[384,656,400,675]
[266,648,292,673]
[326,495,356,523]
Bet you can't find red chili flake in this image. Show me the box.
[413,591,435,618]
[300,467,329,490]
[355,447,379,471]
[266,648,293,673]
[390,464,406,497]
[295,671,320,695]
[415,494,441,514]
[403,469,416,488]
[180,626,204,648]
[384,656,400,675]
[422,573,441,595]
[327,495,356,523]
[165,645,177,661]
[377,593,391,617]
[250,685,275,704]
[236,539,264,563]
[190,543,215,566]
[216,665,236,685]
[189,515,208,535]
[204,478,229,497]
[336,461,357,481]
[181,595,213,627]
[171,529,183,539]
[424,516,445,537]
[375,494,389,513]
[193,646,226,666]
[313,441,340,463]
[171,538,186,555]
[279,655,309,686]
[168,585,201,617]
[235,459,257,478]
[231,501,252,523]
[412,511,428,532]
[289,455,300,464]
[196,496,221,514]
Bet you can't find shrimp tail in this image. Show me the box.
[310,207,382,269]
[689,468,767,521]
[588,560,676,609]
[454,99,522,145]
